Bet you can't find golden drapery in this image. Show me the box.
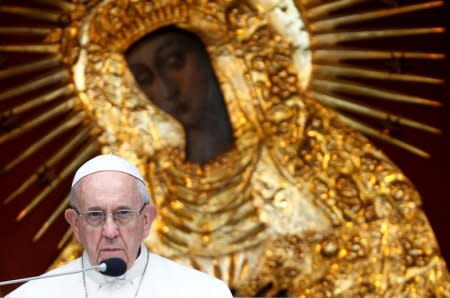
[1,0,449,296]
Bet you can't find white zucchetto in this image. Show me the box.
[72,154,145,187]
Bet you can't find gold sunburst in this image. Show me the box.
[0,0,447,293]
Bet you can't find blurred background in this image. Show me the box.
[0,0,449,294]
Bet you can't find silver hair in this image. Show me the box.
[137,179,151,204]
[70,176,151,207]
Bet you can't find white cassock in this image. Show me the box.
[6,245,233,298]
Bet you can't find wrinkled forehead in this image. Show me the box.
[75,171,141,207]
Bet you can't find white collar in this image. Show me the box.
[83,244,149,285]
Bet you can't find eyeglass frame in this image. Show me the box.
[70,203,148,227]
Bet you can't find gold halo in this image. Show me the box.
[0,0,447,295]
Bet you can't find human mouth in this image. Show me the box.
[101,248,121,252]
[98,248,124,262]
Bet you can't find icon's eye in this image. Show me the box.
[130,64,153,85]
[166,52,185,68]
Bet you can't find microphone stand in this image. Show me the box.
[0,263,106,287]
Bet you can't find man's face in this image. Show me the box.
[126,30,214,129]
[65,171,156,270]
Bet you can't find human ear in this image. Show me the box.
[65,208,81,242]
[142,205,157,237]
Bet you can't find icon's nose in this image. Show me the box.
[154,74,179,101]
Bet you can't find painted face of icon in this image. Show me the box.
[126,28,216,129]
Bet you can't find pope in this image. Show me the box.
[7,154,233,298]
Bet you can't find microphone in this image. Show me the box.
[99,258,127,277]
[0,258,127,286]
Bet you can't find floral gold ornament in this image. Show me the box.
[0,0,449,296]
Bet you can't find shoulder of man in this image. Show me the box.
[5,257,82,298]
[146,253,233,297]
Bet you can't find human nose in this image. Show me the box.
[101,213,119,239]
[152,73,178,101]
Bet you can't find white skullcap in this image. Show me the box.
[72,154,145,187]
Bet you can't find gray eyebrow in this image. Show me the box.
[115,205,135,210]
[85,205,134,212]
[86,207,104,211]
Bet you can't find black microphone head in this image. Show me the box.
[100,258,127,277]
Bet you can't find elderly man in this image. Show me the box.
[7,154,233,298]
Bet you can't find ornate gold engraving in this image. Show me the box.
[1,0,448,296]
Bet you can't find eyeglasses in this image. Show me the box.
[71,203,147,227]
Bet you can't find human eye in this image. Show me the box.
[85,211,105,225]
[114,209,134,221]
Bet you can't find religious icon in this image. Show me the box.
[0,0,449,296]
[125,26,235,164]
